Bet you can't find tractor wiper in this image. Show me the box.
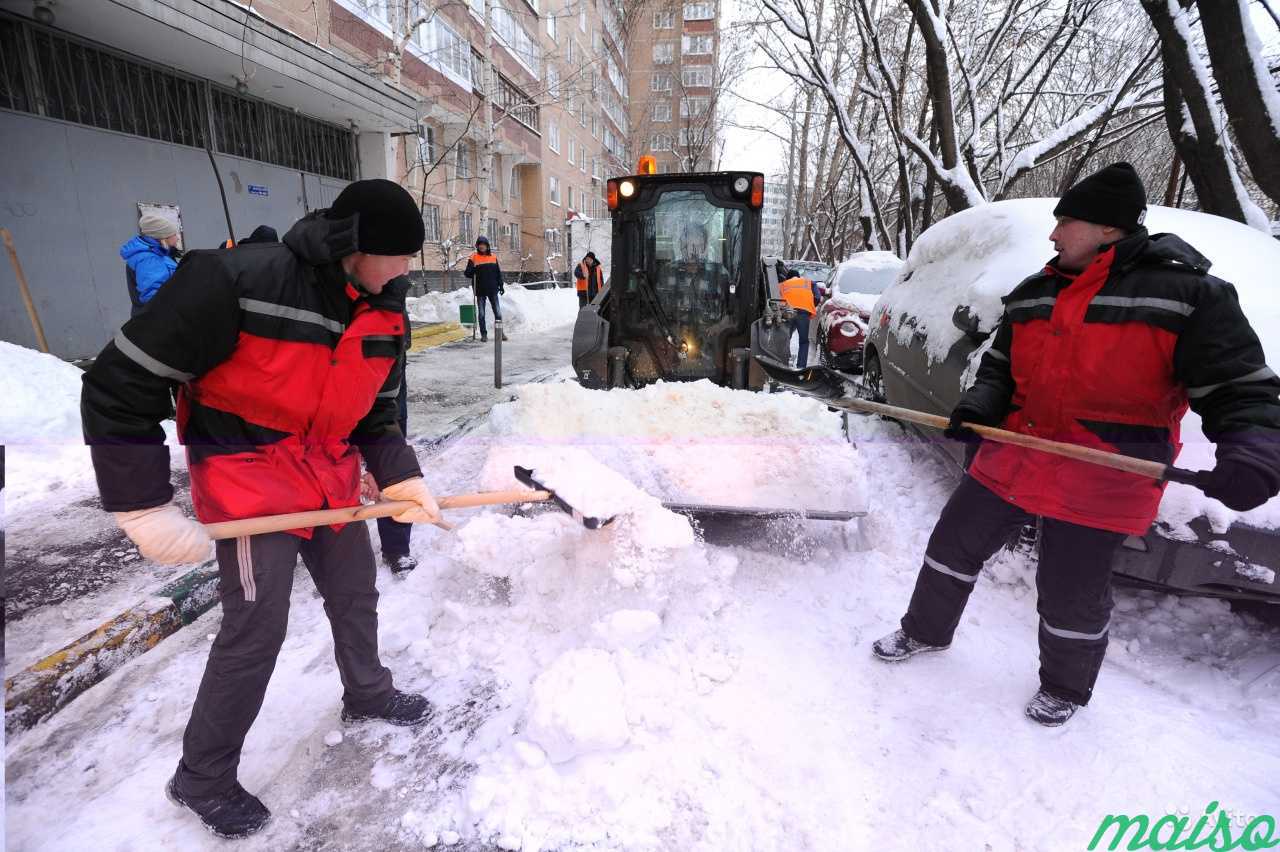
[633,268,679,351]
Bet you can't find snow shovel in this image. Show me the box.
[752,352,1216,491]
[202,468,614,540]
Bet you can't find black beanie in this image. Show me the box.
[1053,162,1147,231]
[326,179,425,255]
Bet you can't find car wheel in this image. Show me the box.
[862,350,886,402]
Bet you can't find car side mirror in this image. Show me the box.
[952,305,990,343]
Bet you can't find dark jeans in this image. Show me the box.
[900,474,1125,705]
[175,521,394,797]
[477,290,502,336]
[577,290,589,308]
[375,374,411,558]
[790,312,812,369]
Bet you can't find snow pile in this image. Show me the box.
[482,380,866,513]
[407,285,578,334]
[883,199,1280,532]
[0,340,85,443]
[523,649,631,763]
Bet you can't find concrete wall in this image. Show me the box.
[0,111,349,359]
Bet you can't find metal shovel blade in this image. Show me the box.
[513,466,617,529]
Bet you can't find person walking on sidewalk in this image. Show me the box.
[121,212,182,316]
[574,251,604,308]
[82,178,443,839]
[464,235,506,342]
[870,162,1280,727]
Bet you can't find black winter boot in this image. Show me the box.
[341,690,434,727]
[384,553,418,574]
[1024,689,1079,727]
[166,773,271,839]
[871,628,950,662]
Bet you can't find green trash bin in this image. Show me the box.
[459,303,476,326]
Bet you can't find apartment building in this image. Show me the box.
[623,0,719,174]
[0,0,630,355]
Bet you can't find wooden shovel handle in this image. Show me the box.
[202,489,552,540]
[846,397,1171,480]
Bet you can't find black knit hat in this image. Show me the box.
[326,179,425,255]
[475,235,490,248]
[1054,162,1147,231]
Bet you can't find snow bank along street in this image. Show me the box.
[4,322,1280,851]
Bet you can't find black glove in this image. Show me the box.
[944,405,988,444]
[499,287,505,295]
[1202,458,1279,512]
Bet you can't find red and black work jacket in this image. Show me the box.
[464,251,504,296]
[575,261,603,294]
[961,229,1280,535]
[82,211,421,535]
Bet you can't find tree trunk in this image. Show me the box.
[1195,0,1280,207]
[1141,0,1260,225]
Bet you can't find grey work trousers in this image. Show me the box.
[175,521,394,797]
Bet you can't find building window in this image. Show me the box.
[651,73,672,93]
[566,38,575,65]
[423,205,441,242]
[549,175,561,206]
[649,133,673,151]
[652,101,672,122]
[458,211,473,243]
[652,42,674,64]
[547,66,560,99]
[487,217,499,247]
[488,154,499,192]
[683,3,714,21]
[508,222,522,253]
[680,96,710,117]
[567,185,575,211]
[455,140,474,178]
[654,10,675,28]
[546,11,557,41]
[682,34,712,55]
[510,165,522,198]
[417,125,437,164]
[579,6,587,31]
[548,120,560,153]
[682,66,713,88]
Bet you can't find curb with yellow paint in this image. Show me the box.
[410,321,469,352]
[4,566,220,738]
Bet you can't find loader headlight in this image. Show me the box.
[619,180,636,198]
[732,176,750,194]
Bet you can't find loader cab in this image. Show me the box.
[572,164,765,389]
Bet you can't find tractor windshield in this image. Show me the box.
[632,190,746,378]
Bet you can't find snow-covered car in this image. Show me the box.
[863,199,1280,603]
[817,251,904,372]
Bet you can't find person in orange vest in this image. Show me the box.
[574,252,604,308]
[778,267,820,368]
[464,235,506,342]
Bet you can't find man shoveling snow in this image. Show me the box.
[872,163,1280,726]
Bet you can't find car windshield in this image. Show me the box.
[836,266,897,295]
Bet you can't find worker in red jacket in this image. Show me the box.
[871,163,1280,726]
[82,179,441,838]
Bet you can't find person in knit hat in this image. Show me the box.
[871,161,1280,728]
[83,179,436,838]
[120,211,182,316]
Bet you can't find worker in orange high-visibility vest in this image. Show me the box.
[574,252,604,308]
[778,268,820,368]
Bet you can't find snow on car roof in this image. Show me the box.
[879,197,1280,534]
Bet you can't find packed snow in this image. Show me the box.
[881,198,1280,533]
[4,329,1280,851]
[407,284,579,335]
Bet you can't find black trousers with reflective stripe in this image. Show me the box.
[900,475,1126,705]
[176,521,394,797]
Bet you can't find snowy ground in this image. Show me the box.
[4,334,1280,851]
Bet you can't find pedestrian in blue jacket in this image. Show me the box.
[120,212,182,316]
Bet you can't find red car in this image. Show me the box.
[817,252,904,373]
